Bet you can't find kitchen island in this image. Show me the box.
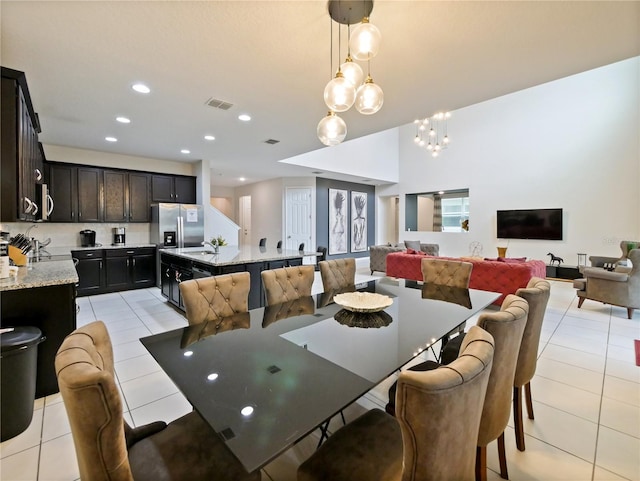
[0,256,78,397]
[160,246,317,310]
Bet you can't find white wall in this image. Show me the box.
[280,127,400,183]
[379,57,640,262]
[43,144,195,175]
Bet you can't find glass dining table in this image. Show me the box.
[140,278,500,473]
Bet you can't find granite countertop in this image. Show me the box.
[160,245,319,267]
[0,257,78,292]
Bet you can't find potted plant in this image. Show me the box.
[210,235,227,253]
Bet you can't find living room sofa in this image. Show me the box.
[369,242,439,274]
[386,251,546,305]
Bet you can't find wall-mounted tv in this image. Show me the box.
[496,208,563,240]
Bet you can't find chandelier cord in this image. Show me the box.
[330,15,333,80]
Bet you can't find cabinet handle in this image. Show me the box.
[46,195,54,216]
[127,259,130,267]
[86,253,93,257]
[35,169,42,181]
[126,250,135,254]
[165,268,170,277]
[132,258,136,267]
[99,261,103,269]
[23,197,33,214]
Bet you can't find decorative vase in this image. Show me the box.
[497,247,508,258]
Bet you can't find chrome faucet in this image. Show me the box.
[201,241,217,250]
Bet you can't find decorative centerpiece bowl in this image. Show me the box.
[333,292,393,313]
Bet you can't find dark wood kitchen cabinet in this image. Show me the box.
[99,247,157,294]
[103,170,151,223]
[152,174,196,204]
[128,172,151,222]
[77,167,103,222]
[72,249,105,296]
[1,67,42,222]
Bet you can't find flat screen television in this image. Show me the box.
[496,208,563,240]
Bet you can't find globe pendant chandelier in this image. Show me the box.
[413,112,452,158]
[317,0,383,146]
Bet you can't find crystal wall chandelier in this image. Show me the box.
[317,0,383,146]
[413,112,451,158]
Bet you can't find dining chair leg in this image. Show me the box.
[627,307,634,319]
[513,386,526,451]
[316,421,330,449]
[498,432,508,479]
[475,446,487,481]
[525,382,534,420]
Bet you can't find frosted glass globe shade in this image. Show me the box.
[349,21,381,61]
[324,75,356,112]
[340,60,364,89]
[317,112,347,146]
[355,80,383,115]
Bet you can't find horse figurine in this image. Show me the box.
[547,252,563,266]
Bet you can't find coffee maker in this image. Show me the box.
[79,230,96,247]
[112,227,126,246]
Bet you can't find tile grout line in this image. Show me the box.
[590,305,613,481]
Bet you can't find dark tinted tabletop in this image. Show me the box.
[141,279,499,472]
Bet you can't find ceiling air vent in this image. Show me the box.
[264,139,280,145]
[205,97,234,110]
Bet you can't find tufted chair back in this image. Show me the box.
[396,325,495,481]
[55,321,133,481]
[421,258,473,288]
[477,294,528,446]
[261,265,315,306]
[319,258,356,292]
[514,278,550,389]
[179,272,250,326]
[512,277,550,451]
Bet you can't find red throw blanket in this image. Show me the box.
[386,252,546,305]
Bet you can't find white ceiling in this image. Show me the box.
[2,1,639,187]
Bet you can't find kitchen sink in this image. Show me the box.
[187,250,216,255]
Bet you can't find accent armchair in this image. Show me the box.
[575,248,640,319]
[588,240,639,268]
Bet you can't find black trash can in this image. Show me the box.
[1,326,45,441]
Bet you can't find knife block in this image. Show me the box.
[8,245,28,266]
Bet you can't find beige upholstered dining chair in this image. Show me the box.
[55,321,260,481]
[575,249,640,319]
[318,258,356,291]
[179,272,250,326]
[513,277,551,451]
[262,296,315,327]
[297,325,495,481]
[475,294,528,481]
[261,265,315,306]
[421,257,473,288]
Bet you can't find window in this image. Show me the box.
[441,195,469,232]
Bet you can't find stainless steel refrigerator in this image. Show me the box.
[150,203,205,285]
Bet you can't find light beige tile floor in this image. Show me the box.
[1,258,639,481]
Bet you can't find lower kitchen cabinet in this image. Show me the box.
[160,258,192,310]
[74,247,156,296]
[72,249,104,296]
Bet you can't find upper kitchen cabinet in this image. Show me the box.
[104,170,150,223]
[77,166,103,222]
[47,162,77,222]
[1,67,43,222]
[152,174,196,204]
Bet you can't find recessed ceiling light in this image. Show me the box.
[105,136,117,142]
[238,114,251,122]
[239,177,246,182]
[438,191,445,195]
[241,406,254,416]
[132,83,150,94]
[116,116,131,124]
[204,135,215,141]
[181,149,190,154]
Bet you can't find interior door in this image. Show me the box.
[239,195,251,246]
[285,188,312,251]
